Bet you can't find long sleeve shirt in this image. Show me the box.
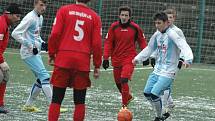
[135,27,193,79]
[103,21,147,67]
[151,24,186,59]
[0,14,10,63]
[12,10,44,59]
[48,4,102,70]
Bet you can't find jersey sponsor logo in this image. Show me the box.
[120,29,128,31]
[0,34,4,40]
[53,18,56,25]
[69,11,92,20]
[105,33,108,39]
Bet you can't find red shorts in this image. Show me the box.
[51,66,91,89]
[113,64,134,84]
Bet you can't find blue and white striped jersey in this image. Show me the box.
[12,10,44,59]
[134,27,193,79]
[151,24,186,59]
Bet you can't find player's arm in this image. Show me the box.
[103,25,114,60]
[48,8,64,63]
[0,26,9,71]
[92,15,102,79]
[0,26,7,64]
[92,15,102,69]
[169,31,193,67]
[102,24,114,69]
[11,17,33,48]
[136,26,147,50]
[133,34,157,64]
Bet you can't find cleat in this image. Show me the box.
[127,94,134,105]
[60,107,68,113]
[21,105,41,112]
[163,112,170,120]
[0,106,9,114]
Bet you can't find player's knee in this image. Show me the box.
[74,89,86,105]
[41,78,50,85]
[151,94,160,101]
[144,93,152,101]
[120,78,128,84]
[52,86,66,104]
[36,79,41,85]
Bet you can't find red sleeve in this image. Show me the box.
[0,24,8,63]
[103,25,114,60]
[48,8,64,57]
[137,26,147,50]
[92,15,102,68]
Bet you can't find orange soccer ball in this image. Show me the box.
[117,108,133,121]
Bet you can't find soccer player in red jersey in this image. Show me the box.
[103,6,148,108]
[0,3,21,114]
[48,0,102,120]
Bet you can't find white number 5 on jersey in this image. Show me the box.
[74,20,85,41]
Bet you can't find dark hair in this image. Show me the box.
[119,6,132,16]
[6,3,22,14]
[76,0,91,4]
[153,12,168,22]
[34,0,47,4]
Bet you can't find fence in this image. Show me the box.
[0,0,214,63]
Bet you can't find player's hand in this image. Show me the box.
[142,59,149,66]
[0,62,10,71]
[150,58,156,68]
[102,60,109,70]
[93,68,100,79]
[41,42,48,52]
[48,56,55,66]
[132,59,138,66]
[177,58,184,69]
[184,62,191,68]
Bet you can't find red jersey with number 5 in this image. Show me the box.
[48,4,102,71]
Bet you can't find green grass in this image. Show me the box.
[1,48,215,121]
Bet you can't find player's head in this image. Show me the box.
[34,0,47,15]
[118,6,132,24]
[164,8,177,25]
[76,0,91,4]
[153,12,169,32]
[5,3,22,25]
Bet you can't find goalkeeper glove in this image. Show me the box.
[142,59,149,66]
[177,58,184,69]
[102,60,109,70]
[150,58,156,68]
[41,42,48,51]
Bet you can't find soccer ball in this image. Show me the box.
[117,107,133,121]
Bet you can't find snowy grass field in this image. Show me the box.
[1,49,215,121]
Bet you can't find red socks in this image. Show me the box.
[0,82,6,106]
[73,104,85,121]
[48,103,61,121]
[48,103,86,121]
[121,83,129,106]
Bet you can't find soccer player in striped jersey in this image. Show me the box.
[47,0,102,120]
[133,12,193,121]
[0,3,22,114]
[151,8,186,114]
